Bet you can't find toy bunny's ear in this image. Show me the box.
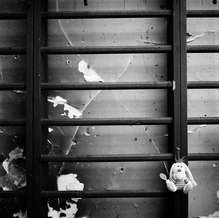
[182,163,197,186]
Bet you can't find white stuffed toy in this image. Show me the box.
[160,162,197,194]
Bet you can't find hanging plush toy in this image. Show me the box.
[160,148,197,194]
[160,161,197,194]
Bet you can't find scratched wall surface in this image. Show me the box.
[0,0,218,218]
[45,0,170,217]
[187,1,219,217]
[0,1,27,217]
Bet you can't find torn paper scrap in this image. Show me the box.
[78,60,104,82]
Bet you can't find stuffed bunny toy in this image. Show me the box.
[160,162,197,194]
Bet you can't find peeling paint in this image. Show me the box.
[212,163,218,168]
[78,60,104,82]
[198,211,219,218]
[217,190,219,200]
[187,30,219,43]
[13,90,25,94]
[0,147,26,190]
[48,96,82,119]
[48,174,84,218]
[49,128,54,133]
[137,39,166,45]
[62,103,82,119]
[71,140,77,146]
[187,32,206,43]
[48,201,78,218]
[84,131,91,137]
[188,125,207,134]
[48,96,67,107]
[13,211,27,218]
[57,174,84,191]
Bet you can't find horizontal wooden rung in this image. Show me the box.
[41,117,173,126]
[41,153,173,162]
[0,83,25,90]
[41,82,173,90]
[41,153,219,162]
[41,10,172,19]
[188,117,219,124]
[0,191,26,197]
[3,82,219,91]
[42,10,219,19]
[0,12,26,19]
[187,10,219,17]
[41,190,168,198]
[0,47,26,55]
[40,45,172,54]
[188,153,219,161]
[0,119,25,126]
[42,82,219,90]
[188,81,219,89]
[187,45,219,53]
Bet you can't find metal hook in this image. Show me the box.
[175,147,187,163]
[175,146,181,162]
[83,0,88,6]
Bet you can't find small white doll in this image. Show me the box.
[160,161,197,194]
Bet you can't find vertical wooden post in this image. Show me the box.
[179,0,188,217]
[172,0,188,217]
[33,0,46,217]
[26,0,34,217]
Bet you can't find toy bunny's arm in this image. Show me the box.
[159,173,177,192]
[166,179,177,192]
